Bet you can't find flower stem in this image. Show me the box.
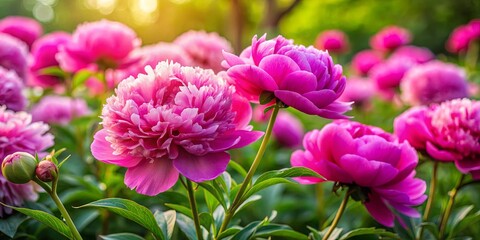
[217,104,280,236]
[186,179,203,240]
[323,190,351,240]
[418,161,438,239]
[438,174,466,239]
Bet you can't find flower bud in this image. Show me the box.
[35,160,58,182]
[1,152,37,184]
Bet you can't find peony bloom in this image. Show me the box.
[272,112,304,148]
[370,26,412,52]
[447,19,480,54]
[57,20,141,72]
[0,16,43,49]
[291,120,426,227]
[30,32,71,88]
[224,35,351,119]
[391,45,435,64]
[0,33,29,80]
[0,67,27,111]
[31,96,90,125]
[314,30,349,54]
[174,30,232,73]
[91,61,263,196]
[369,57,416,100]
[400,61,469,106]
[394,99,480,178]
[338,77,374,107]
[0,106,53,217]
[351,50,383,76]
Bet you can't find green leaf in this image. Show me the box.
[77,198,164,240]
[175,213,198,240]
[0,203,72,239]
[72,70,93,89]
[259,91,275,104]
[418,222,439,240]
[235,195,262,214]
[164,203,192,219]
[254,224,309,239]
[154,210,176,240]
[449,210,480,238]
[39,66,67,78]
[228,161,247,178]
[100,233,145,240]
[216,226,242,239]
[197,182,227,209]
[199,212,213,230]
[448,205,474,233]
[339,227,399,240]
[73,209,100,232]
[0,213,28,238]
[231,220,264,240]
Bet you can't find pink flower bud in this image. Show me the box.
[2,152,37,184]
[35,160,58,182]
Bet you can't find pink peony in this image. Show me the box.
[31,96,90,125]
[0,67,27,111]
[272,112,304,148]
[0,16,43,49]
[174,30,232,73]
[338,77,374,106]
[400,61,469,106]
[57,20,141,72]
[370,26,412,52]
[0,106,53,217]
[0,33,29,80]
[394,99,480,178]
[224,35,351,119]
[369,57,416,100]
[351,50,383,76]
[447,19,480,54]
[391,45,435,64]
[291,120,426,227]
[314,30,349,54]
[91,61,263,196]
[30,32,71,88]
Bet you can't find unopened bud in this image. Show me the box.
[1,152,37,184]
[35,160,58,182]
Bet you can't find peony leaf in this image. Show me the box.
[197,182,227,210]
[0,213,28,238]
[254,224,309,239]
[100,233,145,240]
[72,69,93,89]
[176,213,208,240]
[339,227,399,239]
[77,198,164,240]
[449,210,480,238]
[164,203,192,219]
[39,66,67,78]
[154,210,176,240]
[418,222,439,240]
[230,220,264,240]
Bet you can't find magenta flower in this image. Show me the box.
[31,96,90,125]
[0,106,53,217]
[174,30,232,73]
[370,26,412,52]
[57,20,141,72]
[0,67,27,111]
[351,50,383,76]
[400,61,469,106]
[0,33,28,80]
[338,77,374,107]
[91,62,263,196]
[314,30,349,54]
[30,32,71,88]
[224,35,351,119]
[0,16,42,49]
[369,57,416,100]
[391,45,435,64]
[291,120,426,227]
[273,112,304,148]
[447,19,480,54]
[394,99,480,178]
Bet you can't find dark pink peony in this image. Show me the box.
[0,67,27,111]
[91,62,263,196]
[31,95,90,125]
[0,33,29,80]
[174,30,232,73]
[291,120,426,227]
[314,30,349,54]
[400,61,469,106]
[272,112,304,148]
[0,16,43,49]
[224,35,351,119]
[351,50,383,76]
[370,26,412,52]
[394,99,480,178]
[369,57,416,100]
[391,45,435,64]
[447,19,480,54]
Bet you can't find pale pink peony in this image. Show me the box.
[314,30,349,54]
[0,16,43,49]
[400,61,469,106]
[174,30,232,73]
[57,20,141,72]
[0,67,27,111]
[31,96,90,125]
[370,26,412,52]
[291,120,426,227]
[0,33,29,80]
[394,99,480,178]
[224,35,351,119]
[338,77,375,106]
[447,19,480,54]
[351,50,383,76]
[91,61,263,196]
[391,45,435,64]
[369,57,416,100]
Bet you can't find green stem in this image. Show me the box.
[323,190,351,240]
[186,179,203,240]
[217,104,280,237]
[418,162,438,240]
[316,184,325,228]
[465,40,479,71]
[438,174,466,239]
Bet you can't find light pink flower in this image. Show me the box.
[57,20,141,72]
[174,30,232,73]
[370,26,412,52]
[291,120,426,227]
[369,57,416,100]
[400,61,469,106]
[351,50,383,76]
[0,67,27,111]
[0,16,43,49]
[391,45,435,64]
[338,77,374,106]
[224,35,351,119]
[31,96,90,125]
[0,33,29,80]
[273,112,304,148]
[394,99,480,178]
[314,30,349,54]
[91,61,263,196]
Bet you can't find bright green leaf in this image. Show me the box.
[72,70,93,90]
[197,182,227,209]
[154,210,176,240]
[39,66,67,78]
[100,233,145,240]
[449,210,480,238]
[339,227,399,240]
[164,203,192,219]
[255,224,309,239]
[231,220,263,240]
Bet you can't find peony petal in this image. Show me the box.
[258,54,300,86]
[290,150,326,184]
[91,130,142,167]
[274,90,321,115]
[222,50,245,68]
[124,158,179,196]
[357,137,402,166]
[426,142,458,162]
[174,151,230,182]
[280,71,318,94]
[231,130,264,149]
[303,90,337,108]
[339,154,398,187]
[364,192,395,227]
[228,64,279,100]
